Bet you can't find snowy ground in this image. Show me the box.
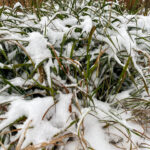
[0,1,150,150]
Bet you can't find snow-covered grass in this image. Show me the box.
[0,0,150,149]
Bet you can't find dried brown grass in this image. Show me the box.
[0,0,44,7]
[108,0,150,11]
[1,0,150,12]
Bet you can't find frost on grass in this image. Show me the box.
[0,0,150,149]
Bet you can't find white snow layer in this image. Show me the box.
[84,114,113,150]
[0,94,149,149]
[0,97,57,148]
[0,93,75,148]
[26,32,51,66]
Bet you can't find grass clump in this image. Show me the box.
[0,0,150,149]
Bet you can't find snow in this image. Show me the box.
[50,93,72,128]
[0,96,59,148]
[13,2,23,9]
[110,89,132,102]
[0,94,150,149]
[47,28,64,45]
[80,16,93,34]
[26,32,51,66]
[1,0,150,149]
[84,114,113,150]
[63,141,81,150]
[21,121,59,148]
[0,97,54,130]
[0,95,23,104]
[44,59,53,87]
